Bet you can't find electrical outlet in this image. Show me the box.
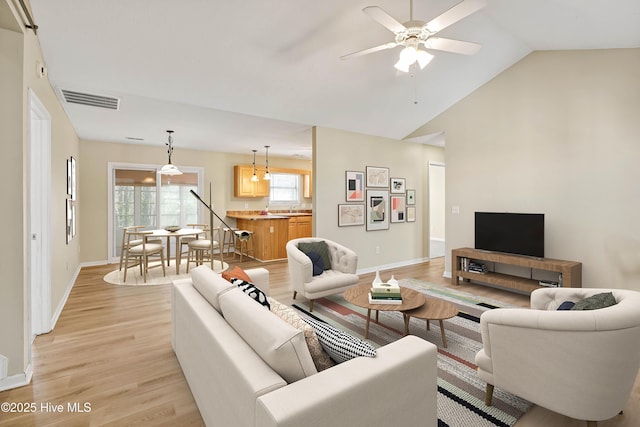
[375,246,380,254]
[244,203,249,209]
[269,226,274,233]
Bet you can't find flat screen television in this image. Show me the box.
[474,212,545,258]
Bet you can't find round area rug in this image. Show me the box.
[104,259,228,286]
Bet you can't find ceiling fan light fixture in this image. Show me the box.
[416,49,434,69]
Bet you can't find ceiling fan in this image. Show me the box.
[341,0,486,72]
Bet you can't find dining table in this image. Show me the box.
[146,228,204,274]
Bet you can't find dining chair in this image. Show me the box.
[123,230,166,283]
[178,224,207,267]
[186,225,223,273]
[118,225,146,270]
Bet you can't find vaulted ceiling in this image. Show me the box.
[30,0,640,158]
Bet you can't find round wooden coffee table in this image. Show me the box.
[344,283,425,339]
[402,297,459,348]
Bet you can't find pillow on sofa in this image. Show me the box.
[230,278,270,310]
[307,251,325,276]
[269,297,335,372]
[557,301,575,310]
[220,288,317,383]
[302,316,376,364]
[222,265,252,283]
[571,292,617,311]
[298,241,331,271]
[191,265,234,312]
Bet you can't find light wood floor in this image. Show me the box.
[1,257,637,426]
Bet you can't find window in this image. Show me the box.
[110,165,202,260]
[269,173,300,204]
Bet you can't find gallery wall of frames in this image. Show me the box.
[339,166,416,230]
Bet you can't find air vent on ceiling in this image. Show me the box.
[61,89,120,110]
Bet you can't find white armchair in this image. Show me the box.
[286,237,359,311]
[475,287,640,426]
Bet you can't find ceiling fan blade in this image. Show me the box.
[424,0,487,34]
[363,6,407,34]
[423,37,481,55]
[340,42,398,60]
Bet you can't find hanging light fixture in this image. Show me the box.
[159,130,182,175]
[263,145,271,180]
[394,39,434,73]
[251,149,259,182]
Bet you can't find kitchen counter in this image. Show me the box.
[226,211,312,220]
[226,211,313,261]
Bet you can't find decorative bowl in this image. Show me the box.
[164,225,181,232]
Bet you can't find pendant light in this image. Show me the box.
[263,145,271,180]
[251,149,259,182]
[159,130,182,175]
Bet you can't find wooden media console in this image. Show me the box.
[452,247,582,294]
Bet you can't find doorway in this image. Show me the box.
[28,89,52,339]
[429,162,445,258]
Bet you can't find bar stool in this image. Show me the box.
[222,227,238,257]
[233,230,254,262]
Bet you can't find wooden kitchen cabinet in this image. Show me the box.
[234,165,270,198]
[288,215,312,240]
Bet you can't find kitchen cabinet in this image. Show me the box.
[235,217,289,261]
[288,215,312,240]
[234,165,270,198]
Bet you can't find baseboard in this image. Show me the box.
[357,258,430,275]
[0,363,32,392]
[81,259,110,267]
[49,264,81,331]
[443,270,452,279]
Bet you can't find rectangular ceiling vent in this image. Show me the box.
[61,89,120,110]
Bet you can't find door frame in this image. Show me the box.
[28,89,52,339]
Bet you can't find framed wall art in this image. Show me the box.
[345,170,365,202]
[70,156,77,201]
[391,196,406,222]
[366,189,389,231]
[390,177,405,194]
[406,206,416,222]
[366,166,389,188]
[406,189,416,205]
[338,204,365,227]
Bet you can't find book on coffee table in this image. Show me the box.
[368,293,403,304]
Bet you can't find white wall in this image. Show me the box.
[416,49,640,289]
[313,126,445,272]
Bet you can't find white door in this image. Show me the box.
[428,162,446,258]
[29,90,52,339]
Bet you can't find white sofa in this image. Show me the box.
[172,265,438,427]
[476,287,640,426]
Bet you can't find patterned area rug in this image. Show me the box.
[293,278,532,427]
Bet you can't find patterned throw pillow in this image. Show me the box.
[269,298,335,372]
[230,278,270,310]
[302,316,376,364]
[298,241,332,271]
[571,292,616,310]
